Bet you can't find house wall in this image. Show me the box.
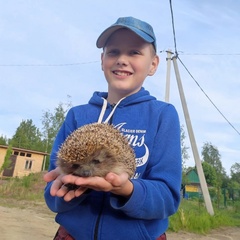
[11,152,44,177]
[0,146,46,178]
[0,147,6,168]
[186,185,198,192]
[185,184,202,199]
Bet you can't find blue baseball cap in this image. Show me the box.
[96,16,157,51]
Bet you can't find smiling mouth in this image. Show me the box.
[113,70,132,76]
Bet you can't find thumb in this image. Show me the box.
[105,172,119,186]
[105,172,128,187]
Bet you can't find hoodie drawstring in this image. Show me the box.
[97,98,108,123]
[97,97,126,124]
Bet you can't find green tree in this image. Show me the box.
[0,135,8,145]
[230,162,240,184]
[228,180,240,190]
[0,145,12,177]
[201,142,227,186]
[41,100,72,170]
[180,125,190,187]
[202,161,218,187]
[180,125,189,173]
[201,142,228,207]
[201,142,224,174]
[10,119,44,151]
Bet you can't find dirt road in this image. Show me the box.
[0,203,239,240]
[0,204,58,240]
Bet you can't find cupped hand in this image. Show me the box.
[44,169,133,202]
[43,168,88,201]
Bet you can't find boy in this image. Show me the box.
[44,16,182,240]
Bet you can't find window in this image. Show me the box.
[14,151,19,156]
[26,153,32,158]
[25,160,33,170]
[20,152,25,156]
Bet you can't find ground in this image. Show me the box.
[0,200,239,240]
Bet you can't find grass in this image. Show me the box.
[0,172,46,203]
[169,198,240,234]
[0,172,239,234]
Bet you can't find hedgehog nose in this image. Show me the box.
[81,170,92,177]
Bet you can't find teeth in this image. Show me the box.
[114,71,130,76]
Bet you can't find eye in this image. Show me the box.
[92,159,101,164]
[130,50,140,55]
[71,164,80,169]
[106,49,119,56]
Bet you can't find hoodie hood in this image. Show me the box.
[89,87,156,108]
[88,88,156,123]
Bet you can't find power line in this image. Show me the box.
[168,0,240,136]
[177,56,240,136]
[0,61,99,67]
[159,51,240,56]
[1,52,239,67]
[179,52,240,56]
[169,0,178,56]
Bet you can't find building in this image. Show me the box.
[184,169,202,199]
[0,145,48,178]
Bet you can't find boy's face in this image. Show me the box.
[101,29,159,100]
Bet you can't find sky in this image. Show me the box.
[0,0,239,175]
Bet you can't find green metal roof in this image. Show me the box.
[186,169,200,183]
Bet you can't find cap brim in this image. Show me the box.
[96,25,154,48]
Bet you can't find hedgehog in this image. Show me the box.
[57,123,136,180]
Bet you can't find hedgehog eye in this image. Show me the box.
[92,159,101,164]
[72,163,80,169]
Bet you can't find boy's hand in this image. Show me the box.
[43,168,88,201]
[44,168,133,202]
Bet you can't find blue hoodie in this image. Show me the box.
[44,88,182,240]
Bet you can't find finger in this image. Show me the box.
[55,184,70,198]
[61,174,80,185]
[63,187,88,201]
[50,175,65,196]
[43,168,61,182]
[62,175,108,189]
[74,187,88,197]
[62,175,114,192]
[63,190,76,202]
[73,176,112,192]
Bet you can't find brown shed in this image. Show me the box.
[0,145,48,178]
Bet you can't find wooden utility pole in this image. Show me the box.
[165,50,173,103]
[166,52,214,216]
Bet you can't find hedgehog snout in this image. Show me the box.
[72,165,93,177]
[78,169,92,177]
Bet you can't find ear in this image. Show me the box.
[148,55,160,76]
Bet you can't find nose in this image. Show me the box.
[73,167,92,177]
[116,54,128,66]
[80,169,92,177]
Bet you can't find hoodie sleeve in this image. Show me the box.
[110,104,182,220]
